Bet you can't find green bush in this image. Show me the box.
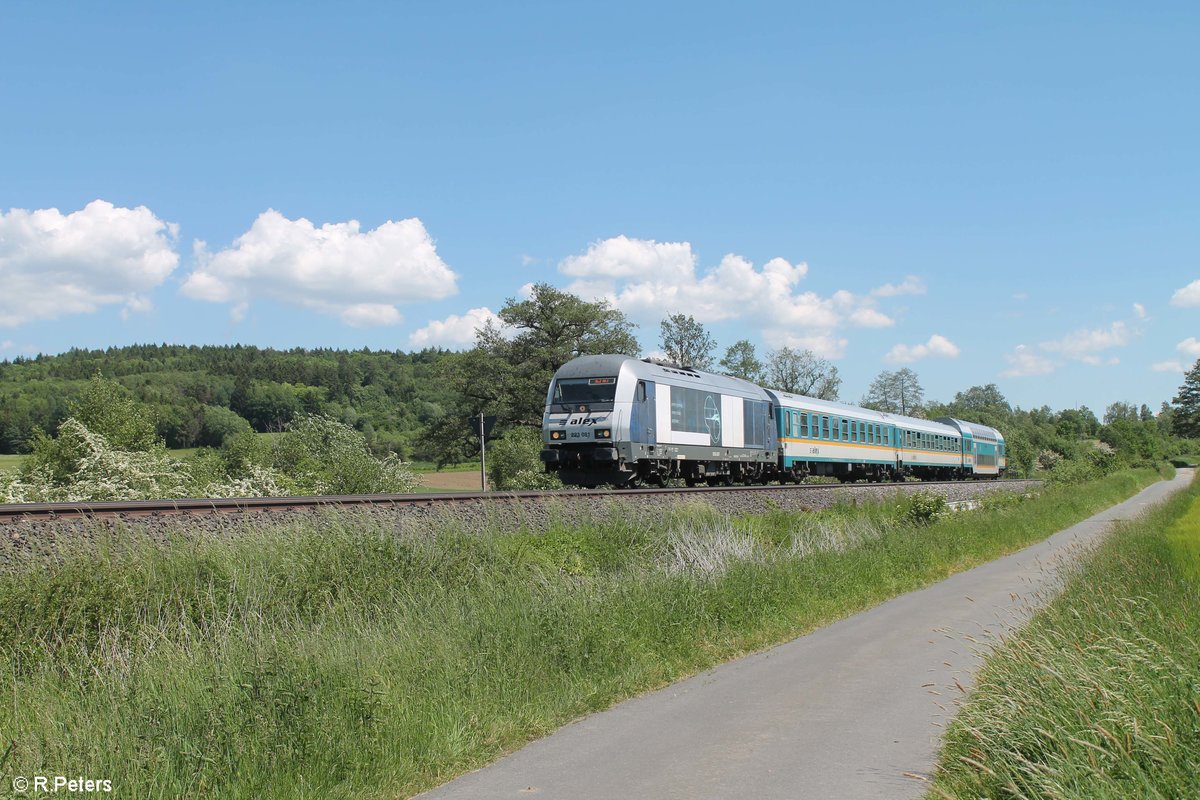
[486,427,562,491]
[897,490,947,525]
[199,405,253,448]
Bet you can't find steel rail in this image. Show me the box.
[0,480,1039,522]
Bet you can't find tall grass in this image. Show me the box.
[929,474,1200,800]
[0,467,1167,799]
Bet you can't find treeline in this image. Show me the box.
[418,285,1198,480]
[0,344,458,456]
[4,289,1198,484]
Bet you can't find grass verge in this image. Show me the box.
[0,454,23,477]
[928,472,1199,800]
[0,467,1169,799]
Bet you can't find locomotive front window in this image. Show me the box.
[552,377,618,407]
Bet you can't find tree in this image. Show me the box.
[1171,359,1200,438]
[719,340,764,383]
[1103,401,1139,425]
[425,285,641,467]
[764,347,841,399]
[463,286,639,426]
[659,313,715,370]
[1054,407,1100,440]
[69,372,162,451]
[1157,401,1175,438]
[861,368,924,415]
[950,384,1012,418]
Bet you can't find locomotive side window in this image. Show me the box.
[822,416,831,439]
[635,381,646,402]
[801,413,810,438]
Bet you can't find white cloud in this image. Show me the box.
[849,307,895,328]
[870,275,925,297]
[1152,360,1185,373]
[339,304,403,328]
[560,235,698,282]
[1012,292,1029,301]
[1171,279,1200,307]
[558,236,914,356]
[763,331,848,359]
[1177,337,1200,357]
[0,200,179,326]
[181,210,457,327]
[1040,321,1130,360]
[1001,345,1057,378]
[885,334,960,363]
[564,244,834,328]
[0,340,13,350]
[408,307,501,349]
[1133,302,1147,319]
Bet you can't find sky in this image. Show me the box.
[1,1,1197,415]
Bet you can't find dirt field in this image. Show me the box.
[418,470,483,492]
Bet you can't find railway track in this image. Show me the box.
[0,480,1038,522]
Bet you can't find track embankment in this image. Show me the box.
[1,480,1038,569]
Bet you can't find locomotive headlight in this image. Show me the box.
[596,429,611,439]
[550,430,563,440]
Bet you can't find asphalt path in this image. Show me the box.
[419,470,1192,800]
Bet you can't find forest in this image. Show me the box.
[0,344,458,458]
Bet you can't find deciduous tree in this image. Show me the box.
[764,347,840,399]
[659,313,715,370]
[719,339,764,383]
[424,284,641,466]
[861,368,924,415]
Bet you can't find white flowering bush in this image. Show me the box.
[6,419,192,502]
[1,413,418,504]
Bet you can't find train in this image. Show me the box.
[539,354,1006,488]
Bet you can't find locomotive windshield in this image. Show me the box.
[551,377,618,408]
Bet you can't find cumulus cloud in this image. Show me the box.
[1040,321,1130,360]
[870,275,926,297]
[558,236,912,357]
[560,235,699,282]
[181,210,457,327]
[1171,279,1200,307]
[1177,337,1200,357]
[1152,361,1185,373]
[885,334,959,364]
[1001,345,1057,378]
[763,331,848,359]
[0,200,179,326]
[408,307,501,349]
[848,307,895,328]
[1133,302,1147,319]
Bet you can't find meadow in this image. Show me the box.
[0,467,1169,799]
[928,472,1199,800]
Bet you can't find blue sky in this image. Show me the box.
[1,1,1197,415]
